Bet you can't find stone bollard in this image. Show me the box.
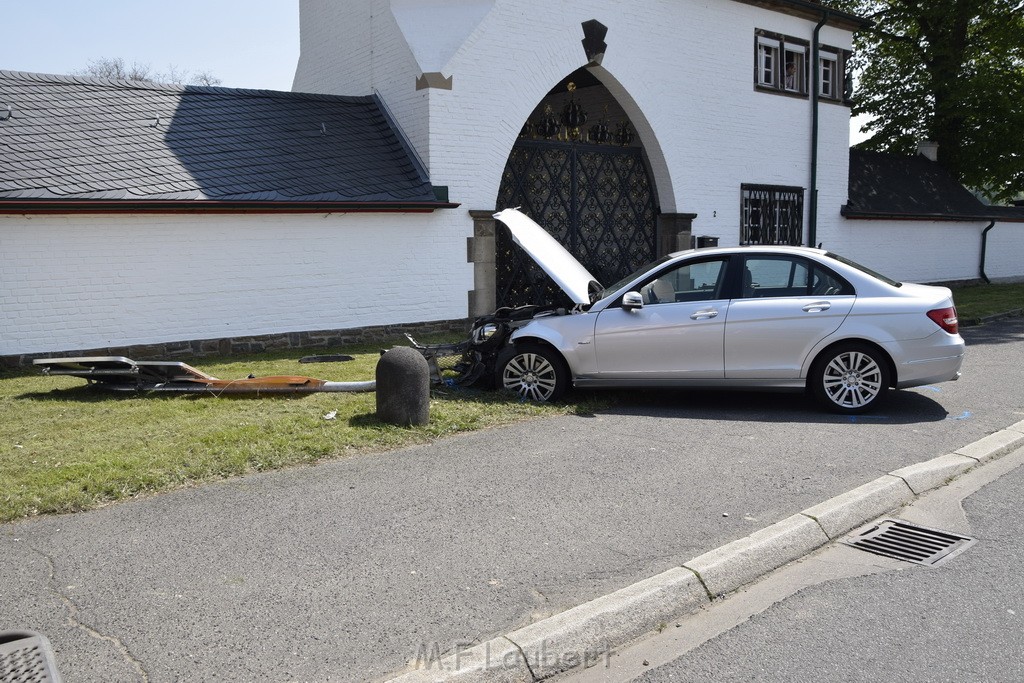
[375,346,430,426]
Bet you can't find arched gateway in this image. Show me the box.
[494,70,658,308]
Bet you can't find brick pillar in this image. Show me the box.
[657,212,698,256]
[467,210,497,317]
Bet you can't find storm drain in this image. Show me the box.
[0,630,62,682]
[843,519,977,567]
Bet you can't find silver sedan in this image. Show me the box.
[493,209,965,414]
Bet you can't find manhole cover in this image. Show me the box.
[843,519,977,567]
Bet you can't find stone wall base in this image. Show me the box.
[2,319,471,369]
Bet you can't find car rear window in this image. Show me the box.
[825,252,901,288]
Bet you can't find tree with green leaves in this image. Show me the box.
[835,0,1024,201]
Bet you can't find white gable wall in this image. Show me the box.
[294,0,431,164]
[295,0,855,239]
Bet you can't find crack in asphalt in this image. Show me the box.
[27,543,151,683]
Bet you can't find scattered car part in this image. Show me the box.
[407,303,560,386]
[33,356,375,395]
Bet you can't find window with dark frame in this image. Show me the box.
[741,184,805,246]
[784,46,806,93]
[757,36,780,88]
[755,31,808,96]
[755,31,851,104]
[819,51,838,98]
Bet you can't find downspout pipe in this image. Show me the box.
[980,220,996,284]
[809,10,830,248]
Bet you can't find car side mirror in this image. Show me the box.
[622,291,644,311]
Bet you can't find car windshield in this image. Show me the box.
[825,252,902,288]
[595,255,676,302]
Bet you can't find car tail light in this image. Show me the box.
[927,306,959,334]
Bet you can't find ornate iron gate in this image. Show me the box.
[495,139,656,307]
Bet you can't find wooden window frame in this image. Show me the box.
[754,30,809,99]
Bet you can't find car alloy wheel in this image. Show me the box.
[498,343,568,402]
[812,343,890,414]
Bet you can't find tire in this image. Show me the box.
[810,343,890,414]
[496,343,569,402]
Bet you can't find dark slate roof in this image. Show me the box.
[0,70,452,210]
[844,149,1024,222]
[984,204,1024,222]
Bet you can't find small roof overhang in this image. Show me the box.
[730,0,873,31]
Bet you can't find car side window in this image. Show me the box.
[639,259,727,304]
[811,266,853,296]
[743,257,853,298]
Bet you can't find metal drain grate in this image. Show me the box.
[843,519,977,567]
[0,630,63,682]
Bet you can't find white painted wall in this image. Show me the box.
[828,219,1024,284]
[0,212,470,356]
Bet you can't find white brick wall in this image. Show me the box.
[0,212,471,355]
[826,219,1024,284]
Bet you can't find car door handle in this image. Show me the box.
[690,309,719,320]
[802,301,832,313]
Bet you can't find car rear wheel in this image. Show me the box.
[497,343,568,402]
[810,343,890,414]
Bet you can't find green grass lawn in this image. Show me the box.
[950,281,1024,324]
[0,344,603,523]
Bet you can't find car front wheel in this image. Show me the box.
[497,343,568,402]
[810,343,890,414]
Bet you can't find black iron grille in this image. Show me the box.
[843,519,977,567]
[740,184,804,246]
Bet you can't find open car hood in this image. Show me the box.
[493,208,600,305]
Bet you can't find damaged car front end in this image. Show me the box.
[407,302,565,389]
[407,207,597,395]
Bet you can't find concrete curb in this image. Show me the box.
[386,425,1024,682]
[682,514,828,597]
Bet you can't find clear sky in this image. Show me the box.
[4,1,300,91]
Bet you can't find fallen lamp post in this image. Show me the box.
[32,356,375,395]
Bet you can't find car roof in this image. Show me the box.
[667,244,829,259]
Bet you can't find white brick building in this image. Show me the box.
[1,0,1021,361]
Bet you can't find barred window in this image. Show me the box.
[740,184,805,246]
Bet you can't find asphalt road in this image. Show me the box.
[626,445,1024,683]
[1,318,1022,682]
